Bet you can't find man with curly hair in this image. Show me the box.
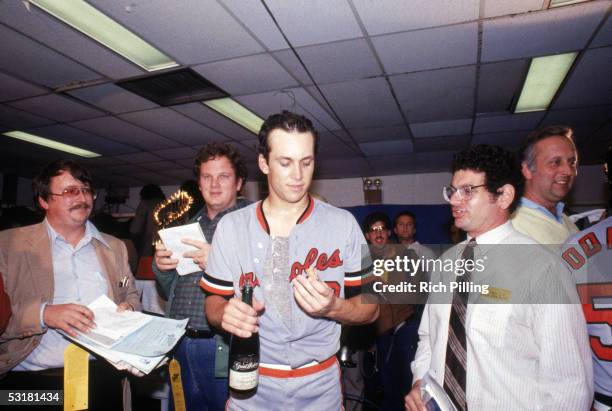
[153,142,250,410]
[405,145,591,411]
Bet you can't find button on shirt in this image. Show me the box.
[15,219,109,371]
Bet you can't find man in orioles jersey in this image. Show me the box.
[562,143,612,411]
[201,111,379,410]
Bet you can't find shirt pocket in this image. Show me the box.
[468,304,512,348]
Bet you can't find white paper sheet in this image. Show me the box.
[157,222,207,275]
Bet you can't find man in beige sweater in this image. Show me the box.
[511,125,579,244]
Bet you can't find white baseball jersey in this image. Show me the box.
[562,217,612,397]
[201,197,373,368]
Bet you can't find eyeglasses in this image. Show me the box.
[49,186,97,200]
[368,225,387,233]
[442,184,486,202]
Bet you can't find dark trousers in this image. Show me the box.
[0,360,125,410]
[376,319,420,411]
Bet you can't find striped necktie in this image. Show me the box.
[443,238,476,411]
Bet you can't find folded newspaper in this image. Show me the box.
[421,373,458,411]
[61,295,188,375]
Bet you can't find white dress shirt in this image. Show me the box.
[412,221,593,410]
[15,219,109,371]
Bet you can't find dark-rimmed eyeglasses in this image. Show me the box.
[49,186,97,200]
[442,184,486,202]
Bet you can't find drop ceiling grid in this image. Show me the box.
[481,1,610,62]
[372,22,479,74]
[89,0,264,65]
[69,116,180,150]
[262,0,363,47]
[67,83,159,114]
[351,0,480,36]
[0,24,99,88]
[118,108,230,146]
[0,1,143,80]
[28,124,134,156]
[317,77,405,128]
[172,103,255,142]
[0,71,48,103]
[193,53,299,95]
[287,38,381,84]
[8,94,105,123]
[551,46,612,108]
[390,65,477,123]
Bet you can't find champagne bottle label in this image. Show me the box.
[229,354,259,390]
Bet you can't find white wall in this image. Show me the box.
[5,165,609,213]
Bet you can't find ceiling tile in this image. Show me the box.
[161,168,195,181]
[360,139,413,156]
[0,72,48,103]
[410,118,473,138]
[193,53,298,95]
[390,65,476,123]
[477,59,529,113]
[482,2,609,62]
[70,117,178,150]
[349,126,411,143]
[373,23,478,74]
[293,38,381,84]
[90,0,263,65]
[112,152,166,164]
[318,78,403,128]
[483,0,545,18]
[413,135,470,152]
[0,1,144,79]
[591,11,612,47]
[318,132,361,159]
[315,157,371,179]
[237,87,340,131]
[8,94,104,123]
[119,108,228,145]
[28,124,134,156]
[263,0,362,47]
[68,83,158,114]
[552,46,612,109]
[139,160,182,171]
[352,0,479,35]
[0,105,54,129]
[473,112,544,134]
[219,0,289,50]
[151,147,199,160]
[543,105,612,125]
[471,130,526,147]
[272,49,314,85]
[173,103,255,141]
[0,25,99,88]
[81,157,128,168]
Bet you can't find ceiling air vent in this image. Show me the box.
[116,68,227,106]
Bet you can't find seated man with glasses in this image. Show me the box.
[0,160,141,409]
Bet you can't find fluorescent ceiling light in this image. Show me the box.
[550,0,589,7]
[203,98,264,135]
[29,0,178,72]
[3,130,101,158]
[514,52,577,113]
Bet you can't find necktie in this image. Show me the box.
[443,238,476,411]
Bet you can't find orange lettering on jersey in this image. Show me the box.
[579,232,601,257]
[577,283,612,361]
[289,248,343,281]
[239,272,260,288]
[562,247,586,269]
[608,226,612,249]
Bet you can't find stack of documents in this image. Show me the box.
[63,295,188,375]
